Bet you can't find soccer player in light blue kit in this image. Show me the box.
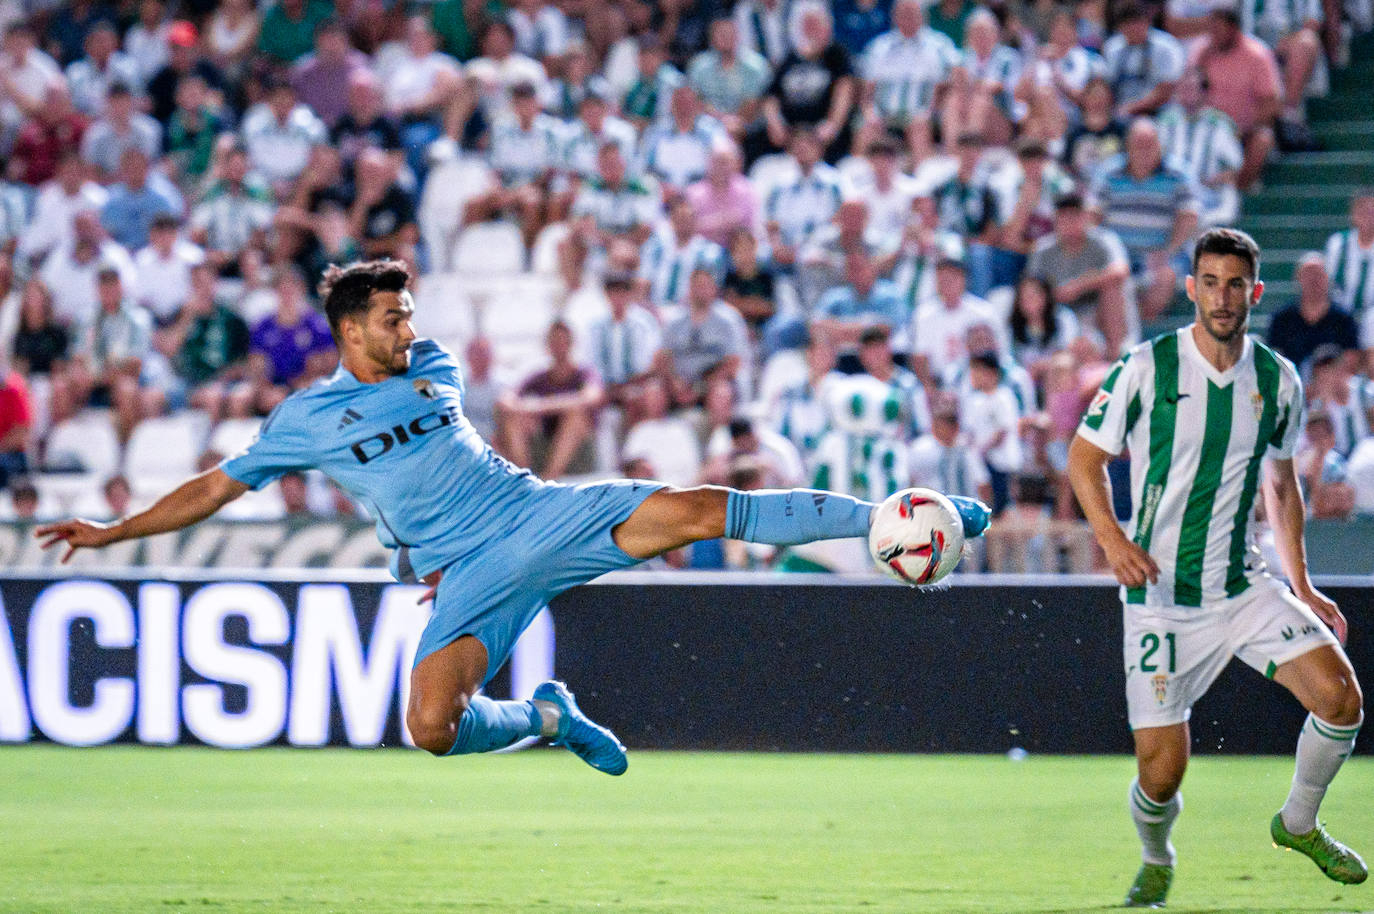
[37,260,991,771]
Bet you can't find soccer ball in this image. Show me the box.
[868,488,966,586]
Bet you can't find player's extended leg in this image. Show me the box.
[1125,723,1189,908]
[611,486,989,559]
[1270,645,1367,884]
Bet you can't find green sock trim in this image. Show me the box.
[1132,783,1169,816]
[1310,716,1362,741]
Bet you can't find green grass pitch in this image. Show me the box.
[0,747,1369,913]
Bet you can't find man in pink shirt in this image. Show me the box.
[1189,7,1280,190]
[685,142,758,248]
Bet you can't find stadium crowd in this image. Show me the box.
[0,0,1371,572]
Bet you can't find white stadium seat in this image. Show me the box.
[451,221,525,276]
[43,410,120,477]
[530,221,569,276]
[747,154,800,199]
[123,412,211,494]
[208,417,263,458]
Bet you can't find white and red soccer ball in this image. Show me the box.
[868,488,966,586]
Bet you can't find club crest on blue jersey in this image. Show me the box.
[413,378,437,400]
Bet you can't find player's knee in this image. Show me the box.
[407,695,471,756]
[1311,670,1363,727]
[1138,765,1184,802]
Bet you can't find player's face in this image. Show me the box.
[1187,253,1261,344]
[359,290,417,375]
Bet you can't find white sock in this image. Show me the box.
[1130,779,1183,866]
[1280,712,1363,834]
[532,699,562,737]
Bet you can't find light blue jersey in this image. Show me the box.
[221,339,552,585]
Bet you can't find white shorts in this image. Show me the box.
[1123,575,1340,730]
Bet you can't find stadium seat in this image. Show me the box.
[123,412,212,493]
[452,221,526,275]
[43,411,121,477]
[208,417,263,458]
[530,221,570,276]
[419,156,496,272]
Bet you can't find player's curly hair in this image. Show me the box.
[318,259,411,340]
[1192,228,1261,281]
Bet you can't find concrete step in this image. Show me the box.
[1245,184,1358,216]
[1312,120,1374,150]
[1265,151,1374,185]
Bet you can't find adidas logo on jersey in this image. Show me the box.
[337,408,364,430]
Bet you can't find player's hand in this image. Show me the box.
[1102,536,1159,589]
[1294,583,1347,645]
[34,519,118,564]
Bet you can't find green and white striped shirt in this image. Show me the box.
[1324,228,1374,316]
[1076,328,1304,608]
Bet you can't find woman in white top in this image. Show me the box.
[206,0,260,81]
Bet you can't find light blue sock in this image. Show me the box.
[724,489,874,546]
[444,696,543,756]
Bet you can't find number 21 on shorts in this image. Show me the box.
[1140,632,1176,673]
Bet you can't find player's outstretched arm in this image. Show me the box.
[35,468,251,564]
[1067,435,1159,589]
[1263,457,1347,644]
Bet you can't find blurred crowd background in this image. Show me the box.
[0,0,1371,573]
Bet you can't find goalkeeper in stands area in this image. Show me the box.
[1069,228,1365,907]
[37,258,990,774]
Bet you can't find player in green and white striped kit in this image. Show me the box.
[1069,228,1365,908]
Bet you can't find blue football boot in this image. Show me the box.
[532,680,628,776]
[946,495,992,538]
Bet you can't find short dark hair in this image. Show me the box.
[1192,227,1261,281]
[319,259,411,339]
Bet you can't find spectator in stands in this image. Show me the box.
[962,350,1022,512]
[1189,6,1280,190]
[189,141,274,277]
[773,329,838,457]
[1240,0,1324,149]
[124,0,172,87]
[940,9,1020,147]
[735,0,794,70]
[851,135,920,242]
[757,5,855,163]
[1026,191,1131,357]
[561,141,661,289]
[587,270,662,415]
[291,18,371,129]
[506,0,570,66]
[499,320,603,480]
[1306,343,1368,457]
[687,16,772,141]
[258,0,334,65]
[722,227,781,340]
[1009,274,1080,382]
[206,0,260,82]
[475,80,560,249]
[687,142,758,249]
[1296,410,1356,519]
[659,266,750,406]
[331,71,403,175]
[855,323,927,439]
[1101,3,1185,119]
[798,198,890,309]
[16,151,106,269]
[561,76,637,180]
[0,23,60,138]
[459,336,499,442]
[1063,77,1126,182]
[640,196,727,311]
[8,478,40,520]
[857,0,962,164]
[466,19,548,123]
[248,265,335,399]
[12,280,70,376]
[146,21,225,128]
[1267,253,1359,367]
[69,267,153,441]
[165,75,226,190]
[10,80,88,188]
[154,262,251,417]
[1015,8,1101,122]
[1324,188,1374,318]
[241,75,328,198]
[65,21,142,118]
[382,15,465,184]
[621,33,682,126]
[911,251,1000,383]
[100,148,184,252]
[278,471,312,516]
[1089,118,1197,324]
[39,209,136,329]
[640,85,727,192]
[80,82,162,183]
[923,132,1005,295]
[763,129,844,265]
[704,414,805,487]
[621,374,703,487]
[813,250,906,352]
[0,361,33,488]
[1156,68,1243,229]
[132,213,204,327]
[988,136,1076,290]
[348,149,419,261]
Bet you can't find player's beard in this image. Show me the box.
[366,335,412,376]
[1199,306,1248,344]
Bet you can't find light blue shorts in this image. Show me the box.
[413,478,664,680]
